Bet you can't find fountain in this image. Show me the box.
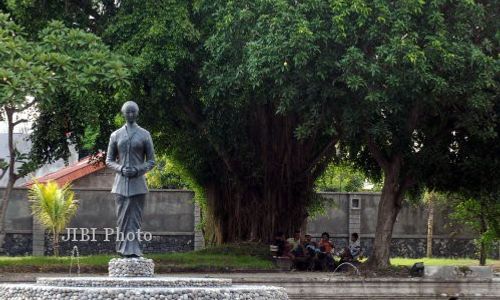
[0,102,287,299]
[69,245,80,277]
[0,255,288,299]
[333,262,361,276]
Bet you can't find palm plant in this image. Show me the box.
[28,180,79,256]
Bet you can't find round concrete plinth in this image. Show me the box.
[0,283,288,300]
[37,276,232,288]
[0,257,288,299]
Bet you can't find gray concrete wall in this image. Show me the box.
[1,187,195,234]
[305,192,494,258]
[306,193,349,237]
[1,189,492,257]
[64,188,195,234]
[309,192,474,239]
[3,188,33,232]
[0,187,196,255]
[71,168,116,189]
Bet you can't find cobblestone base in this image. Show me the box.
[37,277,232,288]
[108,257,155,277]
[0,283,288,299]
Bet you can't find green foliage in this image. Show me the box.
[0,159,8,181]
[15,0,499,246]
[334,0,498,191]
[0,12,131,164]
[450,195,500,256]
[315,162,366,192]
[0,159,7,170]
[28,180,78,256]
[146,155,190,189]
[306,193,339,219]
[81,125,100,151]
[11,149,37,177]
[25,19,132,163]
[319,0,498,267]
[422,190,499,263]
[101,0,354,241]
[423,190,448,206]
[3,0,118,36]
[0,13,52,109]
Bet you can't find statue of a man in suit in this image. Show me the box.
[106,101,155,257]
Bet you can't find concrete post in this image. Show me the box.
[193,203,205,250]
[348,194,361,239]
[32,218,45,256]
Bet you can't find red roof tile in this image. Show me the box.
[24,156,105,187]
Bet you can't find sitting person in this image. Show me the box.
[302,233,319,270]
[314,232,336,271]
[272,231,293,259]
[303,233,318,257]
[287,230,304,256]
[287,230,310,270]
[339,232,362,264]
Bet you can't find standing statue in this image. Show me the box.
[106,101,155,257]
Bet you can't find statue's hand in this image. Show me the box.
[121,167,138,177]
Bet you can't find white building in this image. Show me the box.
[0,113,78,187]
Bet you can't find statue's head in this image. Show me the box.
[121,101,139,124]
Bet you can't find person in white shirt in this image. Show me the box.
[339,232,362,263]
[286,230,301,251]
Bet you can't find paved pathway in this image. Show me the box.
[1,272,499,299]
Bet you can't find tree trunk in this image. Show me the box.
[204,178,311,244]
[366,158,408,269]
[199,104,338,244]
[479,240,486,266]
[53,229,60,256]
[479,207,487,266]
[0,108,19,251]
[426,193,435,258]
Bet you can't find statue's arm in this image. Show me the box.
[105,133,123,174]
[136,132,156,176]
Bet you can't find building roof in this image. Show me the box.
[24,156,105,187]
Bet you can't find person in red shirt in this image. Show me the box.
[318,232,334,253]
[316,232,336,271]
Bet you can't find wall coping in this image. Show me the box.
[2,187,195,193]
[4,230,476,240]
[317,191,382,195]
[5,230,195,235]
[301,233,476,239]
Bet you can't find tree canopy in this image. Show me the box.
[0,11,131,249]
[100,0,348,243]
[324,0,498,267]
[3,0,498,268]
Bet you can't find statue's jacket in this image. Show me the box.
[105,124,155,197]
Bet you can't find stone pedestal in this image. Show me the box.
[0,277,288,299]
[108,257,154,277]
[0,257,289,299]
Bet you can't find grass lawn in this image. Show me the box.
[391,257,500,271]
[1,243,498,273]
[0,243,276,273]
